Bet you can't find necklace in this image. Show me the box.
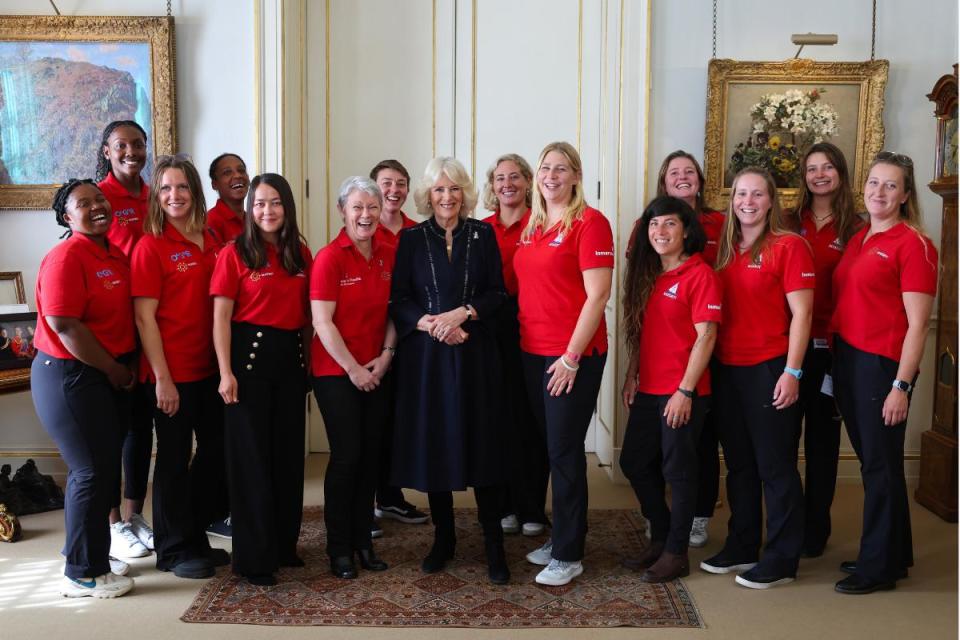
[812,210,833,222]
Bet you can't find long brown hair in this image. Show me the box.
[144,155,207,236]
[623,196,706,358]
[236,173,307,275]
[715,167,797,269]
[523,141,587,240]
[795,142,860,244]
[656,150,707,214]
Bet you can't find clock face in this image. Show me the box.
[942,105,958,178]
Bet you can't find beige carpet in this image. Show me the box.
[0,455,956,639]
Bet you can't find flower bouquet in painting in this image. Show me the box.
[729,88,839,187]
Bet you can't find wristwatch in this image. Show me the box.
[784,366,803,380]
[464,305,474,320]
[892,379,913,393]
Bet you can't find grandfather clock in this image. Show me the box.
[915,64,958,522]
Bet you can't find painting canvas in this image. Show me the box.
[0,15,176,209]
[0,41,155,186]
[703,59,889,211]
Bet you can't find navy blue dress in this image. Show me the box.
[389,216,507,492]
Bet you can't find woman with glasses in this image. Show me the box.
[830,152,937,595]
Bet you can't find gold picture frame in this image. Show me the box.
[0,15,177,209]
[703,58,889,212]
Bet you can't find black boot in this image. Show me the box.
[422,492,456,573]
[482,522,510,585]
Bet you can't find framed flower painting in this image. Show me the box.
[703,58,889,211]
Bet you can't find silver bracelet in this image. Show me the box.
[559,356,580,371]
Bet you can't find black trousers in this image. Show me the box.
[798,342,842,552]
[149,375,227,570]
[226,323,307,575]
[833,336,913,582]
[313,374,388,557]
[374,373,404,508]
[694,369,721,518]
[620,393,707,554]
[117,385,154,504]
[428,485,502,538]
[496,298,549,525]
[31,351,131,578]
[715,356,804,575]
[521,351,606,562]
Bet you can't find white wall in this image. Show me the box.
[647,0,958,479]
[0,0,255,473]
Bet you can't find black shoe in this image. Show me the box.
[244,573,277,586]
[801,545,825,559]
[376,501,430,524]
[207,547,231,567]
[421,544,455,573]
[330,555,357,579]
[835,573,896,594]
[483,531,510,585]
[699,551,758,575]
[169,557,215,579]
[206,517,232,540]
[734,565,796,589]
[357,548,388,571]
[280,554,305,568]
[839,560,908,580]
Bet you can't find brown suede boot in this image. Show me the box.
[621,540,665,571]
[640,551,690,583]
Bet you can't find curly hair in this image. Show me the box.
[95,120,147,182]
[51,179,98,233]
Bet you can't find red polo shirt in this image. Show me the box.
[831,222,938,362]
[34,233,135,360]
[310,229,396,376]
[483,208,531,297]
[715,233,815,366]
[700,209,726,267]
[636,254,723,395]
[206,199,245,242]
[99,172,149,258]
[514,206,615,356]
[799,211,848,342]
[210,242,312,330]
[131,225,224,382]
[374,211,418,248]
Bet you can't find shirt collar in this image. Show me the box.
[102,171,148,202]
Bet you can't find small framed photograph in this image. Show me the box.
[0,312,38,372]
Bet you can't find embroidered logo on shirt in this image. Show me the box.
[594,250,614,257]
[747,254,763,269]
[114,208,138,226]
[707,303,722,311]
[875,250,889,259]
[250,271,274,282]
[548,233,564,247]
[664,283,679,299]
[829,238,844,252]
[95,268,122,290]
[802,272,815,278]
[340,276,362,287]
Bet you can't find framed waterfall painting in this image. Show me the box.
[703,58,888,212]
[0,15,176,209]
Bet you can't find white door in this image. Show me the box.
[301,0,632,463]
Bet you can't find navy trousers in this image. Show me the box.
[620,393,707,554]
[798,342,842,553]
[832,336,913,582]
[714,356,804,575]
[31,351,131,579]
[521,351,606,562]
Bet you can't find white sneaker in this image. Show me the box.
[501,514,520,534]
[522,522,545,536]
[535,559,584,586]
[61,573,134,598]
[127,513,155,550]
[110,521,149,559]
[109,556,129,576]
[689,517,709,548]
[525,539,553,566]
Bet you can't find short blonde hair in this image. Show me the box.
[481,153,533,211]
[413,157,478,218]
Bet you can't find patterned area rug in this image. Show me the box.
[182,506,703,628]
